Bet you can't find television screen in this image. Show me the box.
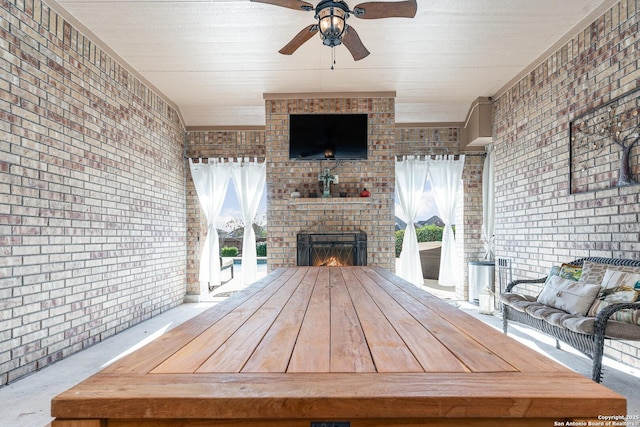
[289,114,368,160]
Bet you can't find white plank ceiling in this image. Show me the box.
[53,0,615,127]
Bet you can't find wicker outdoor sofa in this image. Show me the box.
[501,257,640,383]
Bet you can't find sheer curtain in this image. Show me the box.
[231,158,266,285]
[395,156,430,286]
[482,145,495,261]
[428,155,466,286]
[189,158,231,294]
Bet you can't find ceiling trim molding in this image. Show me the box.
[395,122,464,129]
[45,0,186,129]
[463,97,492,129]
[186,126,266,132]
[493,0,619,100]
[263,91,397,100]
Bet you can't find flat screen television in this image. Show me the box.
[289,113,368,160]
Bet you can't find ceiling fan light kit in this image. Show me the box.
[252,0,417,61]
[317,1,348,47]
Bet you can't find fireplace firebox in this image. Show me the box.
[297,232,367,267]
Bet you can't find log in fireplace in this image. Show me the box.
[297,231,367,267]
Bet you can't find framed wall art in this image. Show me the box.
[569,87,640,194]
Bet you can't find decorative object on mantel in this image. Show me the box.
[251,0,417,65]
[291,189,301,198]
[570,87,640,194]
[360,187,370,197]
[318,167,337,197]
[308,191,318,198]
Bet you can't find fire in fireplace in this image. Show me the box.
[317,256,344,267]
[297,232,367,267]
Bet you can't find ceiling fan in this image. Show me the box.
[251,0,417,61]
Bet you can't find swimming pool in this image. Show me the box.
[229,258,267,272]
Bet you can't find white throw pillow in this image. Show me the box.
[537,275,601,316]
[600,269,640,290]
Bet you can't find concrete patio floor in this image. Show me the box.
[2,271,639,427]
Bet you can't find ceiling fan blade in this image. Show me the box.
[250,0,313,12]
[341,25,370,61]
[279,25,319,55]
[352,0,417,19]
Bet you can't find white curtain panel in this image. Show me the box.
[482,145,495,261]
[189,158,231,293]
[395,156,430,286]
[428,155,466,287]
[231,158,266,285]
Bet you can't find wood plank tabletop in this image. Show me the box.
[51,267,626,427]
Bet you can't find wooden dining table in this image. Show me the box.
[51,266,625,427]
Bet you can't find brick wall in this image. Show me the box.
[460,154,486,300]
[395,127,459,157]
[0,0,186,384]
[492,0,640,366]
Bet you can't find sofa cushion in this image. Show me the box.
[524,303,567,320]
[544,263,582,286]
[599,269,640,289]
[500,293,538,312]
[537,275,600,316]
[587,269,640,323]
[504,292,640,339]
[543,310,575,329]
[560,316,640,340]
[579,261,640,285]
[504,296,640,340]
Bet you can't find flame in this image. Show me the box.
[317,256,343,267]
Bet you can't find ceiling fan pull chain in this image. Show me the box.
[331,46,336,70]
